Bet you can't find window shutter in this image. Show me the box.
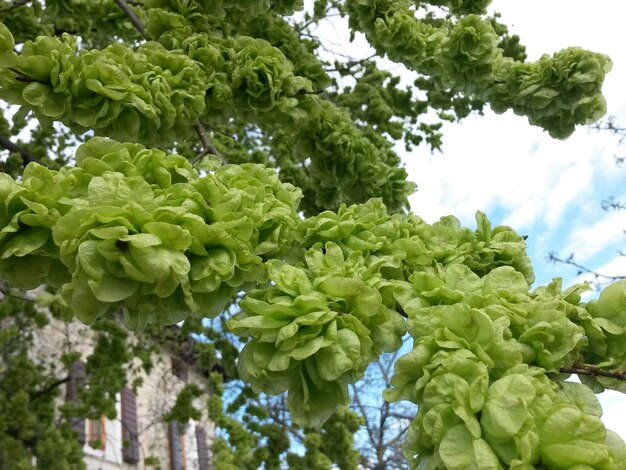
[195,425,211,470]
[168,421,185,470]
[121,388,140,463]
[65,360,86,444]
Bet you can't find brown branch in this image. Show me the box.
[0,134,39,165]
[194,123,224,163]
[265,398,305,442]
[204,123,235,140]
[547,252,626,284]
[295,89,326,96]
[113,0,151,40]
[601,197,626,211]
[560,363,626,381]
[0,285,37,302]
[325,53,377,73]
[31,376,70,400]
[382,423,410,449]
[351,384,377,449]
[7,67,46,84]
[0,0,31,14]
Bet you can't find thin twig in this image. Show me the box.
[0,0,31,14]
[193,122,224,163]
[295,89,326,96]
[0,134,39,165]
[351,384,377,449]
[547,252,626,284]
[560,363,626,381]
[0,286,37,302]
[265,397,305,441]
[203,122,235,140]
[325,53,378,73]
[601,197,626,212]
[30,376,70,400]
[113,0,151,40]
[8,67,45,84]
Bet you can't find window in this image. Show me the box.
[65,360,86,444]
[171,357,188,382]
[168,421,187,470]
[121,388,140,463]
[88,416,106,450]
[195,425,210,470]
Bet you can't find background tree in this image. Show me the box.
[0,1,624,469]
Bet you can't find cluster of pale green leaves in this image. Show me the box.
[388,266,626,468]
[228,197,626,467]
[346,0,612,138]
[0,137,301,329]
[230,200,526,423]
[0,1,625,468]
[0,15,414,214]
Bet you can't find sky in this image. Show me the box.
[303,0,626,441]
[405,0,626,441]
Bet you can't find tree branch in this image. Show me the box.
[382,423,410,449]
[113,0,151,40]
[0,134,39,165]
[560,363,626,381]
[547,252,626,284]
[601,197,626,211]
[7,67,45,84]
[325,53,377,73]
[0,0,31,14]
[194,123,224,163]
[0,285,36,302]
[351,384,377,449]
[31,376,70,400]
[265,398,305,442]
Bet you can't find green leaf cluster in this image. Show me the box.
[230,241,406,427]
[385,263,626,468]
[0,24,210,145]
[346,0,611,138]
[0,137,301,328]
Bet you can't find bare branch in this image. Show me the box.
[0,133,40,165]
[560,363,626,381]
[382,424,410,449]
[204,122,235,140]
[264,396,305,442]
[325,53,377,73]
[351,384,377,448]
[601,197,626,212]
[7,67,46,84]
[113,0,151,40]
[591,115,626,144]
[30,376,70,400]
[387,412,415,421]
[194,122,225,163]
[0,285,37,302]
[547,252,626,285]
[0,0,31,14]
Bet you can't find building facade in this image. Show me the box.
[34,318,214,470]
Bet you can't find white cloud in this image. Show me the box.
[406,107,615,229]
[599,390,626,439]
[571,253,626,287]
[562,211,626,262]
